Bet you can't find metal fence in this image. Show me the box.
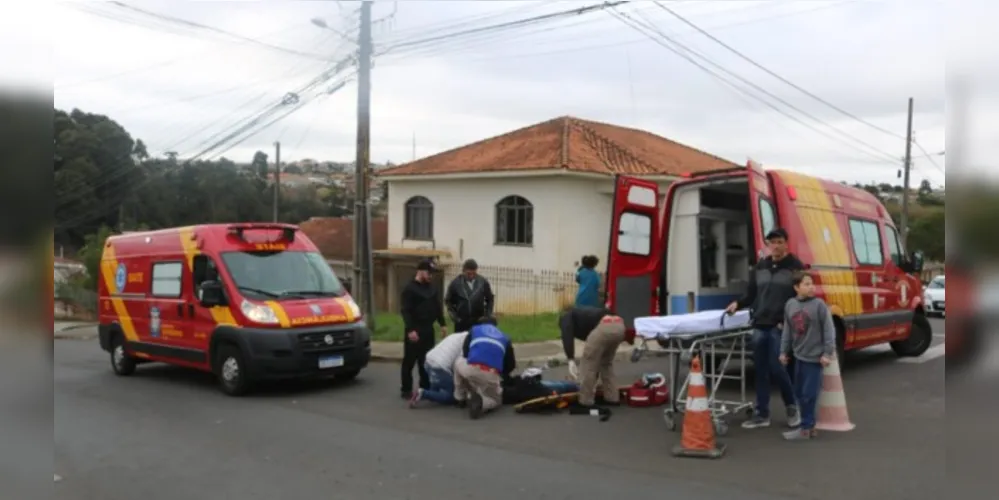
[436,263,601,315]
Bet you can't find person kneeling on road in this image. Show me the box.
[409,329,468,408]
[559,306,626,410]
[454,317,516,419]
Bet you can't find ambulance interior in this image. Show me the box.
[665,177,756,315]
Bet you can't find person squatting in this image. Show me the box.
[454,317,516,419]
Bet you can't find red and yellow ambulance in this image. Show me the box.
[97,223,370,395]
[605,160,933,363]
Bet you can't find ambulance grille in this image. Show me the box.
[298,330,354,352]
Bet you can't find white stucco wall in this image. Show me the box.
[386,176,615,273]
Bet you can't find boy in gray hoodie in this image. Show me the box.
[779,271,836,441]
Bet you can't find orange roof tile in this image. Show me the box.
[377,116,738,177]
[298,217,387,261]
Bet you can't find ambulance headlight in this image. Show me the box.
[345,296,362,319]
[241,299,279,324]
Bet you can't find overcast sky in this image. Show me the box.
[10,1,988,186]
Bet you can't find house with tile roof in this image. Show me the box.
[377,116,738,274]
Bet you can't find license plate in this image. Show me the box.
[318,355,344,369]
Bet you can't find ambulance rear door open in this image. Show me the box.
[604,176,661,327]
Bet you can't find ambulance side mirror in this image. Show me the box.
[910,251,925,274]
[199,280,226,307]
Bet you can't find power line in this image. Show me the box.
[77,1,330,61]
[612,7,900,165]
[653,1,905,140]
[379,1,630,57]
[454,1,856,63]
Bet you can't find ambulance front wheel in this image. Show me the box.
[215,344,250,397]
[110,334,136,376]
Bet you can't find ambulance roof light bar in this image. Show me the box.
[226,223,297,243]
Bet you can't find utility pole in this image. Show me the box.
[900,98,914,247]
[273,141,281,222]
[353,0,376,324]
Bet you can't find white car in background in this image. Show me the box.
[923,275,945,317]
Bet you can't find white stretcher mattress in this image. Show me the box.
[634,309,752,339]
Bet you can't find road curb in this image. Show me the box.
[53,333,97,341]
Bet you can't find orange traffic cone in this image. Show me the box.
[815,356,855,432]
[672,356,726,459]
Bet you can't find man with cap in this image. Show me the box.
[725,227,805,429]
[445,259,495,334]
[399,258,447,399]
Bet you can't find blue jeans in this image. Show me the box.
[752,327,796,418]
[794,360,823,430]
[422,364,455,405]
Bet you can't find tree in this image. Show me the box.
[251,150,269,179]
[54,108,139,250]
[918,179,933,196]
[76,225,115,290]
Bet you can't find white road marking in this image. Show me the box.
[897,344,946,364]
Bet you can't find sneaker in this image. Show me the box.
[786,405,801,428]
[408,389,423,409]
[783,428,812,441]
[468,393,484,420]
[741,415,772,429]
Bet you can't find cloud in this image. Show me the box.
[22,0,967,186]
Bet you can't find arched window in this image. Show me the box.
[495,195,533,246]
[404,196,434,240]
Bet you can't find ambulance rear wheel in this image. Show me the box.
[110,334,136,376]
[215,345,250,397]
[891,313,932,358]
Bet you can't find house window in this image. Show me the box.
[404,196,434,241]
[848,218,884,266]
[151,262,183,297]
[495,195,533,246]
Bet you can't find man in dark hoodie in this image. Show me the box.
[444,259,494,333]
[399,259,447,399]
[726,228,804,429]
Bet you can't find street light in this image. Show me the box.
[311,17,353,41]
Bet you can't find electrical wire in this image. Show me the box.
[55,22,311,89]
[378,1,630,57]
[653,1,905,140]
[454,1,857,63]
[71,1,329,61]
[612,8,901,166]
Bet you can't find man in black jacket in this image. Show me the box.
[400,259,447,399]
[726,228,804,429]
[444,259,494,333]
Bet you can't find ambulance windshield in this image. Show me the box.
[221,251,346,300]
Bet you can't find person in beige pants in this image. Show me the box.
[453,357,503,413]
[576,317,626,406]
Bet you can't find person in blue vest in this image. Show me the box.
[453,316,516,419]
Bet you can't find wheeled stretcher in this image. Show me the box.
[631,310,755,436]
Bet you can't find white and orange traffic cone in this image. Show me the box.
[672,356,726,459]
[815,356,855,432]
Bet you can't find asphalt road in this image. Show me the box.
[55,318,944,500]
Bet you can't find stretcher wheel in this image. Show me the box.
[663,410,677,431]
[745,407,755,418]
[714,420,729,437]
[630,349,642,363]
